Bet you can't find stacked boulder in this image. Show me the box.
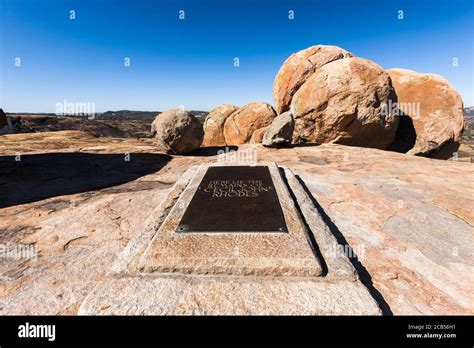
[158,44,464,160]
[202,102,277,146]
[223,102,276,145]
[272,45,354,114]
[202,104,238,146]
[273,45,399,149]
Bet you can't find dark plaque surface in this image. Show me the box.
[176,166,288,233]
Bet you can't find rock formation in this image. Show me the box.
[262,111,295,147]
[290,57,399,148]
[151,108,203,154]
[387,68,465,159]
[272,45,354,114]
[202,104,238,146]
[223,102,276,145]
[249,126,269,144]
[0,132,472,315]
[0,109,6,129]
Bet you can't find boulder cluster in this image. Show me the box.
[151,45,464,158]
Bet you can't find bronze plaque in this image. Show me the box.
[176,166,288,233]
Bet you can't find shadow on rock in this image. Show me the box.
[190,145,238,157]
[287,142,321,148]
[294,175,394,316]
[0,152,171,208]
[387,111,417,153]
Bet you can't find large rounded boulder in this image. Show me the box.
[202,104,239,146]
[223,102,276,145]
[272,45,354,114]
[151,109,203,154]
[290,57,399,149]
[387,68,464,159]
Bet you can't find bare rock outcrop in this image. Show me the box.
[151,109,203,154]
[0,109,6,129]
[202,104,239,146]
[0,132,472,315]
[272,45,354,114]
[262,111,295,147]
[290,57,399,149]
[223,102,276,145]
[250,126,269,144]
[387,68,464,159]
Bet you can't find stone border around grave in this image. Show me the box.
[78,275,381,315]
[136,162,324,277]
[80,162,381,315]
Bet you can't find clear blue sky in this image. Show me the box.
[1,0,473,112]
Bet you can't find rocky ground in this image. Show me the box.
[459,116,474,161]
[5,112,208,139]
[0,130,472,315]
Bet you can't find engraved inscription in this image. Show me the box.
[176,166,288,233]
[204,180,272,198]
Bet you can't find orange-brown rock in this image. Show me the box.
[290,57,399,149]
[272,45,354,114]
[387,69,464,159]
[0,132,472,315]
[202,104,239,146]
[249,126,269,144]
[223,102,276,145]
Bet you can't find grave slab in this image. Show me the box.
[138,163,323,277]
[79,163,382,315]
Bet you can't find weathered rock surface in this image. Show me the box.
[262,111,295,147]
[387,68,465,159]
[0,131,472,315]
[0,109,6,129]
[290,57,399,148]
[273,45,354,114]
[249,126,269,144]
[202,104,238,146]
[151,109,203,154]
[79,277,380,315]
[223,102,276,145]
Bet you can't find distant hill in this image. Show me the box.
[464,107,474,117]
[97,110,159,120]
[6,109,209,120]
[8,114,125,137]
[97,110,208,120]
[2,110,209,138]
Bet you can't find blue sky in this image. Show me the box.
[1,0,473,112]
